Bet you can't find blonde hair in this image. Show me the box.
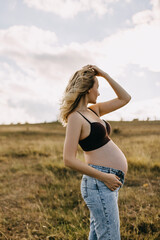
[58,67,97,127]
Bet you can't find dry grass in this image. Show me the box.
[0,121,159,239]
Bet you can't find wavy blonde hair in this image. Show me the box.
[58,67,97,127]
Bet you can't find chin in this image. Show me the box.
[90,99,97,104]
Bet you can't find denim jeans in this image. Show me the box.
[80,164,125,240]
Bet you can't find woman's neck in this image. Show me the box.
[75,95,89,111]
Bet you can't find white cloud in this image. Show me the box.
[1,0,160,83]
[0,1,160,123]
[0,25,58,55]
[9,0,17,10]
[132,0,160,26]
[86,0,160,74]
[104,97,160,121]
[0,102,35,124]
[132,9,154,25]
[23,0,119,18]
[0,25,96,124]
[0,62,59,124]
[155,81,160,86]
[128,97,160,120]
[0,25,95,84]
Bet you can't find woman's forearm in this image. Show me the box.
[101,71,131,101]
[64,157,109,182]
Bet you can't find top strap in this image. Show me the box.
[88,108,99,117]
[77,111,91,124]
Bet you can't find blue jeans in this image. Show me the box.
[80,164,125,240]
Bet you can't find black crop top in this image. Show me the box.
[77,108,112,151]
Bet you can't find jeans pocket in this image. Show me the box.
[81,178,88,199]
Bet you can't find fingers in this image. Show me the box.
[83,64,95,71]
[111,187,117,191]
[111,176,122,191]
[83,64,92,68]
[82,65,90,69]
[111,183,121,191]
[103,173,123,191]
[116,176,122,185]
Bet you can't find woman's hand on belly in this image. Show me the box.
[103,173,122,191]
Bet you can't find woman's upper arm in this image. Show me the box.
[89,97,131,117]
[97,98,131,116]
[63,112,82,163]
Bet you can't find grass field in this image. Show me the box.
[0,120,159,240]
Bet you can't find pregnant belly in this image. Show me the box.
[84,139,128,175]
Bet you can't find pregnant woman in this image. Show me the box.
[59,65,131,240]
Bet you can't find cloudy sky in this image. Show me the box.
[0,0,160,124]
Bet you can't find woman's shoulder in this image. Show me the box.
[68,111,82,123]
[67,111,83,133]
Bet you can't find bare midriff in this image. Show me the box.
[84,139,128,176]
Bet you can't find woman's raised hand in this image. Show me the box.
[82,65,105,77]
[103,173,122,191]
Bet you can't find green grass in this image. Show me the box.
[0,121,159,239]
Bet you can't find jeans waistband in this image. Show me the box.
[88,164,125,184]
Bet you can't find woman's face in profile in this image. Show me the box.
[88,77,100,103]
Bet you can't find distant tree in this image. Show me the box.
[133,118,139,121]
